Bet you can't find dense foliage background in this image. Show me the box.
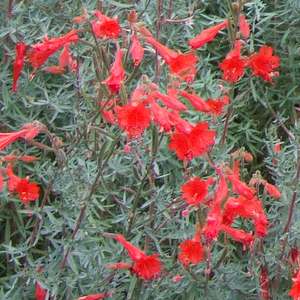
[0,0,300,299]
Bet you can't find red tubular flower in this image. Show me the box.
[130,34,144,66]
[153,90,187,112]
[28,29,79,69]
[168,111,193,134]
[180,90,211,112]
[92,10,121,39]
[78,293,112,300]
[103,48,125,94]
[59,44,77,72]
[259,266,271,300]
[263,182,281,199]
[178,228,204,267]
[203,175,228,241]
[248,46,280,82]
[106,262,131,270]
[181,177,210,206]
[219,40,247,83]
[169,122,216,161]
[140,28,197,82]
[35,282,47,300]
[227,174,255,199]
[44,66,65,74]
[274,142,281,153]
[114,234,162,280]
[0,122,42,151]
[12,42,27,92]
[188,20,228,49]
[116,103,151,138]
[15,178,40,204]
[290,270,300,300]
[151,102,172,132]
[239,15,250,39]
[221,225,254,246]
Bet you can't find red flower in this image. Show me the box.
[203,175,228,241]
[219,40,247,83]
[239,15,250,39]
[181,177,209,206]
[140,27,197,82]
[259,266,271,300]
[169,122,216,161]
[130,34,144,66]
[78,293,111,300]
[59,44,77,72]
[44,66,65,74]
[35,282,47,300]
[221,225,254,246]
[290,270,300,300]
[154,90,187,112]
[178,228,204,267]
[263,182,281,199]
[28,29,78,69]
[168,111,193,134]
[206,96,230,116]
[0,122,42,151]
[116,103,151,138]
[227,174,255,199]
[189,20,228,49]
[273,142,281,153]
[12,42,27,92]
[15,179,40,204]
[180,90,211,112]
[103,48,125,94]
[114,234,162,280]
[248,46,280,82]
[92,10,121,39]
[151,102,172,132]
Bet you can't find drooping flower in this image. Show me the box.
[92,10,121,39]
[263,182,281,199]
[180,90,211,112]
[178,228,204,267]
[259,266,271,300]
[188,20,228,49]
[139,27,197,82]
[12,42,27,92]
[151,101,172,132]
[114,234,162,280]
[116,103,151,138]
[0,122,42,151]
[290,269,300,300]
[169,122,216,161]
[168,111,193,134]
[154,90,187,112]
[239,15,250,39]
[78,293,112,300]
[227,174,255,199]
[72,8,88,24]
[35,282,47,300]
[103,48,125,94]
[221,225,254,246]
[130,34,144,66]
[219,40,247,83]
[181,177,210,206]
[248,46,280,82]
[274,142,281,153]
[203,175,228,241]
[44,66,65,74]
[59,44,77,72]
[28,29,79,69]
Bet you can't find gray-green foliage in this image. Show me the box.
[0,0,299,299]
